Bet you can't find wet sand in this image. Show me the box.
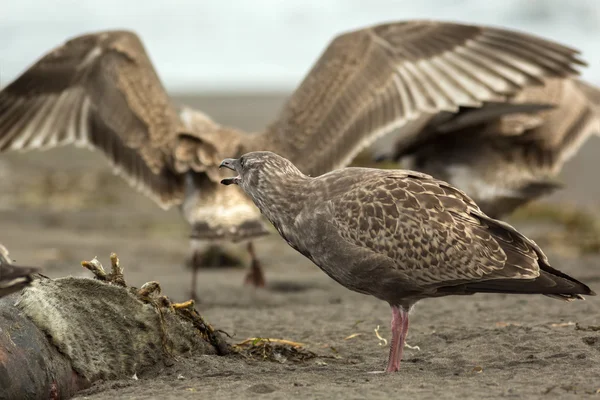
[1,93,599,399]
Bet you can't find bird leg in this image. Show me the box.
[243,241,265,288]
[186,244,245,301]
[386,305,410,372]
[188,251,202,303]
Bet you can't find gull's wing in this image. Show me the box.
[522,79,600,172]
[313,170,591,298]
[0,30,190,208]
[386,78,600,218]
[259,20,586,177]
[424,78,600,173]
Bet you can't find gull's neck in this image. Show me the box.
[248,174,312,228]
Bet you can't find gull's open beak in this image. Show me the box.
[219,158,240,185]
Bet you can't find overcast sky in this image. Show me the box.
[1,0,599,92]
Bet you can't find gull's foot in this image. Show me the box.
[385,364,400,373]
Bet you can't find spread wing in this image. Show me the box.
[261,20,586,177]
[0,30,189,208]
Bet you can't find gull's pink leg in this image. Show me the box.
[386,305,409,372]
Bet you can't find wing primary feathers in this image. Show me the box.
[261,21,586,177]
[0,30,192,209]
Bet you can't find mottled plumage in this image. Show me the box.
[0,21,590,289]
[220,151,595,372]
[0,244,41,298]
[376,77,600,218]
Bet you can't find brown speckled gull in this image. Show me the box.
[0,21,590,294]
[0,244,41,298]
[219,151,595,372]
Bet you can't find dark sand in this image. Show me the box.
[1,93,599,399]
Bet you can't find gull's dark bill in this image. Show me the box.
[219,158,240,185]
[221,177,240,185]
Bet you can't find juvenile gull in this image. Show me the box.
[0,244,41,298]
[0,21,589,294]
[219,151,595,372]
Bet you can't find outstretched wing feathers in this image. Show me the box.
[0,22,593,223]
[0,31,188,208]
[263,21,585,177]
[325,170,544,286]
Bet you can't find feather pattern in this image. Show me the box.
[0,31,187,208]
[0,31,263,239]
[391,77,600,217]
[258,20,586,177]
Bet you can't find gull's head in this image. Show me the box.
[219,151,303,195]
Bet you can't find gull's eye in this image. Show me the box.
[239,157,245,168]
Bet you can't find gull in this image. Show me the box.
[219,151,595,372]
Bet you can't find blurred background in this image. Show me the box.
[2,0,600,92]
[0,0,599,283]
